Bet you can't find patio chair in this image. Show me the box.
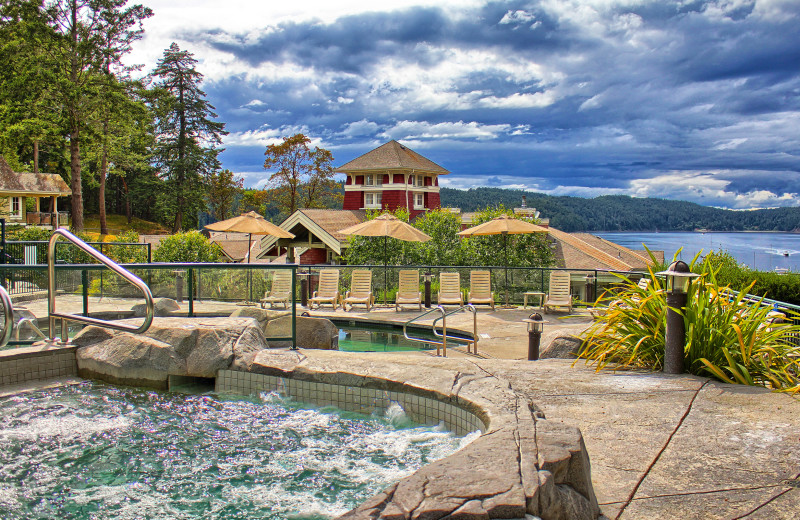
[438,272,463,306]
[343,269,374,311]
[395,270,422,311]
[260,270,292,309]
[543,271,573,313]
[468,270,495,310]
[309,269,341,310]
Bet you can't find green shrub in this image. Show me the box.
[153,231,222,263]
[9,226,51,242]
[579,266,800,392]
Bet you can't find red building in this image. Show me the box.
[338,140,448,219]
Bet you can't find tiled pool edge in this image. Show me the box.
[0,345,78,387]
[246,349,601,520]
[217,369,485,436]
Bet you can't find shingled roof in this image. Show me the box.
[336,140,450,174]
[0,156,71,196]
[257,209,368,258]
[548,227,658,271]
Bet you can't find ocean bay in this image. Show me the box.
[595,231,800,272]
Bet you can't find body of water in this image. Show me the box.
[595,231,800,272]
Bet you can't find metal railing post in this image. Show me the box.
[0,285,13,348]
[82,269,89,316]
[188,268,195,317]
[291,266,297,349]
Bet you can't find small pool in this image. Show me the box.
[0,382,475,519]
[334,321,473,353]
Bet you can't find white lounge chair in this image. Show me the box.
[543,271,573,313]
[343,269,374,311]
[438,272,463,306]
[309,269,340,310]
[468,270,495,310]
[395,270,422,311]
[260,270,292,309]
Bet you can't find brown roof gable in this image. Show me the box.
[336,140,450,174]
[548,227,658,271]
[0,156,71,196]
[297,209,366,241]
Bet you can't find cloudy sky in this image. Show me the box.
[127,0,800,209]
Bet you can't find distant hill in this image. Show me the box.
[439,187,800,233]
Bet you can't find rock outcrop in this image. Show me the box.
[131,297,181,317]
[74,317,267,389]
[541,334,583,359]
[264,315,339,350]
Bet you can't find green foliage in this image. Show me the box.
[410,209,468,266]
[207,169,243,221]
[106,230,147,264]
[696,250,800,305]
[464,205,554,268]
[342,209,413,266]
[579,266,800,392]
[153,231,222,263]
[9,225,51,241]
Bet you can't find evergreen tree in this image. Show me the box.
[150,43,226,231]
[42,0,152,232]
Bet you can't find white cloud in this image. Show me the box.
[629,171,800,209]
[380,120,519,140]
[499,10,536,25]
[340,119,380,137]
[225,125,319,146]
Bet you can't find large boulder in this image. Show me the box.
[74,317,268,390]
[541,334,583,359]
[131,297,181,317]
[264,315,339,350]
[229,307,290,332]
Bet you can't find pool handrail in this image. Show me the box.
[0,284,12,348]
[48,229,154,344]
[432,304,478,355]
[404,306,448,356]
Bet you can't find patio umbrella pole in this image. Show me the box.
[504,233,509,307]
[384,235,388,306]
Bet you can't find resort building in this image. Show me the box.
[0,156,71,227]
[338,140,447,219]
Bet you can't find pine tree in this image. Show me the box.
[42,0,152,232]
[150,43,226,231]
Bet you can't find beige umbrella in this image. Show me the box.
[205,211,294,263]
[458,214,548,306]
[339,213,431,305]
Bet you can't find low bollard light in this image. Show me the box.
[298,269,310,307]
[173,270,186,303]
[523,312,544,360]
[656,261,699,374]
[423,271,433,308]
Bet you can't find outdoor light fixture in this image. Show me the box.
[523,312,544,360]
[297,269,311,307]
[656,260,699,294]
[656,260,700,374]
[423,271,433,308]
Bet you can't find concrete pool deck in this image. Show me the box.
[6,298,800,518]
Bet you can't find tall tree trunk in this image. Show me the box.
[173,78,186,232]
[69,125,83,232]
[68,0,83,232]
[33,140,39,173]
[99,119,108,235]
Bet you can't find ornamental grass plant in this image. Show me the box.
[578,263,800,392]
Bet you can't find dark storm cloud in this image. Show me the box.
[188,0,800,209]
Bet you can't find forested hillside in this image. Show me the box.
[440,187,800,233]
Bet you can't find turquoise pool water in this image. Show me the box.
[335,322,472,352]
[0,382,474,519]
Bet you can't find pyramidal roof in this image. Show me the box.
[335,140,450,174]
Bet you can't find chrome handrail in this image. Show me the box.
[432,304,479,355]
[404,306,447,356]
[0,285,13,348]
[15,318,46,341]
[48,229,154,343]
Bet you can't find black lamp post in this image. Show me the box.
[656,260,699,374]
[523,313,544,360]
[298,269,310,307]
[423,271,433,308]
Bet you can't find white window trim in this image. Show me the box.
[413,192,425,209]
[10,197,22,218]
[365,174,374,186]
[364,192,382,209]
